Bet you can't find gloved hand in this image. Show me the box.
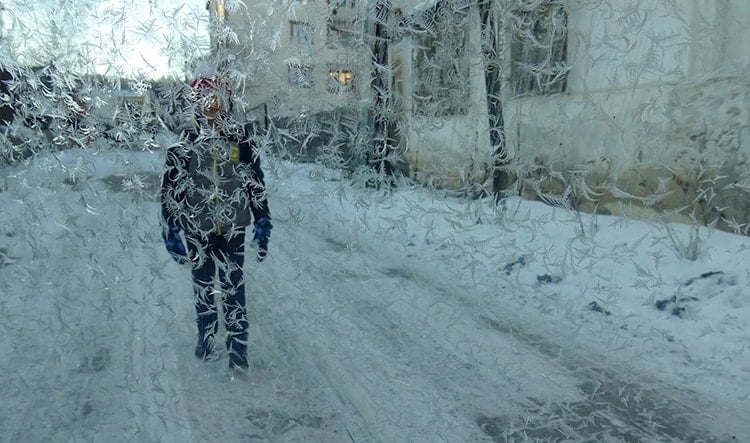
[163,224,188,264]
[252,217,272,262]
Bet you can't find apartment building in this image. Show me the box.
[206,0,750,232]
[206,0,375,120]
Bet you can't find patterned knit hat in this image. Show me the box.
[191,75,231,101]
[189,61,232,112]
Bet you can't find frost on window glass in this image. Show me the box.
[290,20,315,46]
[288,62,313,88]
[510,0,568,96]
[1,0,749,442]
[412,3,471,116]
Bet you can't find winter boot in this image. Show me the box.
[228,350,249,371]
[195,336,215,360]
[227,331,248,370]
[195,314,217,360]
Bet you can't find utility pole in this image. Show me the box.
[0,1,4,40]
[0,1,13,126]
[479,0,511,199]
[368,0,394,186]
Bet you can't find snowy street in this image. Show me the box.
[1,145,747,442]
[3,0,750,441]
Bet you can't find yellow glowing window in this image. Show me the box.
[329,70,354,85]
[214,0,226,21]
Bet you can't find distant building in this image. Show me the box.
[206,0,372,121]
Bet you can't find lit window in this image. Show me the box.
[212,0,225,21]
[327,69,354,93]
[330,70,353,85]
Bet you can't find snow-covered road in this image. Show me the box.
[264,181,734,442]
[1,147,746,442]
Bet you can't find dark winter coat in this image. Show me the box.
[160,127,269,236]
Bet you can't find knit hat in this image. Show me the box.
[191,75,231,101]
[189,62,232,113]
[190,75,230,95]
[190,75,232,120]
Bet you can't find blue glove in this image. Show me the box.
[252,217,272,262]
[163,224,188,264]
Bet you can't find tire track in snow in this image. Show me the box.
[267,222,514,442]
[368,242,738,442]
[267,199,735,442]
[167,298,367,443]
[0,190,195,442]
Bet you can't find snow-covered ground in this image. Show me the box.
[1,135,748,442]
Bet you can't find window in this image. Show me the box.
[327,0,355,8]
[326,0,358,46]
[326,18,359,47]
[209,0,235,49]
[510,1,568,96]
[327,68,354,94]
[288,63,312,88]
[412,5,470,116]
[290,21,314,46]
[213,0,225,21]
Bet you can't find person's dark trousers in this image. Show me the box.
[187,229,248,368]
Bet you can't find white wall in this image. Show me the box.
[391,3,492,191]
[505,0,750,222]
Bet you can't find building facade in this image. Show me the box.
[207,0,373,120]
[209,0,750,232]
[501,0,750,230]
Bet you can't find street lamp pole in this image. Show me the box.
[368,0,394,187]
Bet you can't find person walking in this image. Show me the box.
[160,71,272,371]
